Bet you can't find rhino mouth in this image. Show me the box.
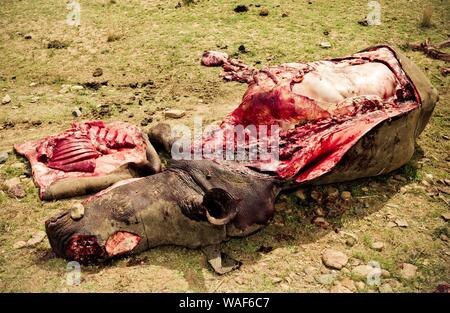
[65,235,106,264]
[56,231,141,264]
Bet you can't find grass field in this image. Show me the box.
[0,0,449,292]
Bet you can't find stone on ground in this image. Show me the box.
[322,249,349,270]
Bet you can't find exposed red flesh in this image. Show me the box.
[201,46,420,183]
[65,235,105,264]
[105,231,141,257]
[50,148,99,162]
[35,122,137,173]
[48,158,97,173]
[14,121,150,199]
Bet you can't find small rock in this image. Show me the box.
[92,68,103,77]
[315,273,336,285]
[385,279,402,289]
[394,175,407,182]
[303,266,316,275]
[24,34,32,40]
[70,203,85,220]
[371,241,384,252]
[311,190,323,202]
[400,263,417,280]
[315,207,326,217]
[72,108,82,117]
[59,85,70,94]
[2,94,11,104]
[440,234,449,242]
[281,12,289,17]
[355,281,365,290]
[379,283,393,293]
[351,265,375,281]
[342,232,358,247]
[345,237,357,247]
[326,186,339,198]
[330,283,352,293]
[424,173,434,183]
[395,219,409,228]
[319,41,332,49]
[361,187,369,192]
[29,82,38,87]
[13,241,27,249]
[71,85,84,91]
[30,96,40,103]
[259,7,269,16]
[340,277,357,292]
[26,231,46,247]
[0,150,8,164]
[235,277,244,285]
[164,109,185,119]
[322,249,349,270]
[381,269,391,278]
[3,178,26,198]
[313,217,330,229]
[340,191,352,201]
[387,221,397,228]
[441,212,450,222]
[272,277,282,284]
[140,117,153,126]
[294,189,307,201]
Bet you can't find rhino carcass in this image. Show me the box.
[45,46,438,273]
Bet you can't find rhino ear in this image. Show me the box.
[202,188,239,225]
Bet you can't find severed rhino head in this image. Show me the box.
[45,45,438,273]
[46,160,279,273]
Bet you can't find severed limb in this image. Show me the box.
[407,38,450,62]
